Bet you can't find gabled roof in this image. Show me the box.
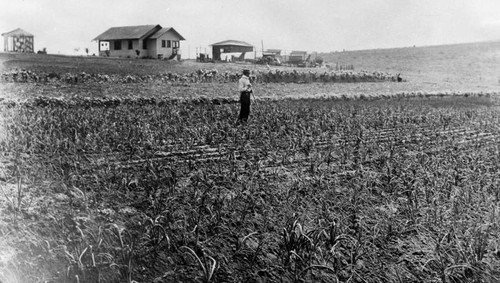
[93,25,161,41]
[290,51,307,55]
[210,40,253,47]
[149,27,185,40]
[2,28,34,37]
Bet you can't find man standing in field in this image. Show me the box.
[237,69,253,124]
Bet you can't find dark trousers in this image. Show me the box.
[238,91,252,122]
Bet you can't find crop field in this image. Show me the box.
[1,43,500,283]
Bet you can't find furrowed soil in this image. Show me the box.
[1,42,500,283]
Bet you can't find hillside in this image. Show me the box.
[320,41,500,88]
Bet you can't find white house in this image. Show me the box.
[93,25,185,59]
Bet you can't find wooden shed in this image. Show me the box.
[211,40,254,61]
[2,28,34,53]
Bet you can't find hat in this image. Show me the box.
[242,69,250,74]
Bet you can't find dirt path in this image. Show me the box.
[0,54,17,101]
[0,107,18,282]
[0,54,28,283]
[0,54,6,73]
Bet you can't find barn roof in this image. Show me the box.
[93,25,161,41]
[149,27,186,40]
[210,40,253,47]
[2,28,34,37]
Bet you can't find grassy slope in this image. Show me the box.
[320,41,500,88]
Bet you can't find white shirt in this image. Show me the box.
[238,75,252,92]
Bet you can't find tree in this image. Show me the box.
[85,48,89,56]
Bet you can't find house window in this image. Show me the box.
[128,40,133,50]
[167,40,171,48]
[162,40,166,48]
[173,41,179,48]
[114,40,121,50]
[143,40,147,50]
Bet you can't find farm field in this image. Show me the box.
[2,40,500,104]
[1,41,500,283]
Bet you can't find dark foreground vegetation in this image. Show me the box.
[2,95,500,282]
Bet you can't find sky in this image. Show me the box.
[1,0,500,58]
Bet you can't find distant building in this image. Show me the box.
[2,28,34,53]
[211,40,254,61]
[263,49,283,63]
[93,25,185,59]
[288,51,308,63]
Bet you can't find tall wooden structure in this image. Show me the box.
[2,28,34,53]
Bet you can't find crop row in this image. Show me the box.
[1,68,399,85]
[3,97,496,159]
[76,125,497,186]
[0,89,496,110]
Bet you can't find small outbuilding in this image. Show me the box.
[288,51,308,63]
[2,28,34,53]
[211,40,253,61]
[263,49,283,64]
[93,25,185,59]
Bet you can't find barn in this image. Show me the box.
[93,25,185,59]
[211,40,254,61]
[2,28,34,53]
